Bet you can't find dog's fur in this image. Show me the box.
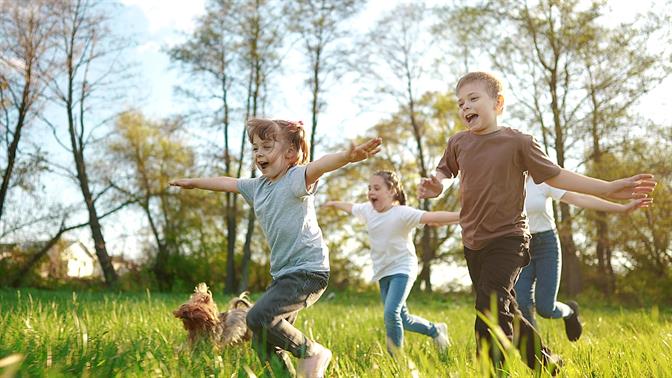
[173,283,252,346]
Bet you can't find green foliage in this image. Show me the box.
[582,129,672,303]
[1,288,671,376]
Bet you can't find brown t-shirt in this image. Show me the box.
[436,127,561,250]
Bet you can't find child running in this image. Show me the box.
[419,72,656,373]
[516,176,652,340]
[170,118,382,378]
[324,170,457,356]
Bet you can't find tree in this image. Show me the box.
[168,0,241,293]
[0,0,55,224]
[234,0,285,292]
[44,0,131,286]
[353,4,447,291]
[167,0,285,293]
[585,127,672,301]
[578,14,672,294]
[286,0,365,161]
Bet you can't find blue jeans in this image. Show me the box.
[378,273,437,352]
[514,229,572,327]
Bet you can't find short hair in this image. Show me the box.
[455,71,503,99]
[246,118,310,165]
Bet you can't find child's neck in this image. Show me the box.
[376,202,398,213]
[471,123,501,135]
[265,164,292,182]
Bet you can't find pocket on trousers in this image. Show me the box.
[300,271,328,308]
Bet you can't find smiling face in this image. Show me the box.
[368,175,396,212]
[456,80,503,135]
[251,134,293,181]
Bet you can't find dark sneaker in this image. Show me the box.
[563,300,583,341]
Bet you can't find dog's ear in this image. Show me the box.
[174,304,189,319]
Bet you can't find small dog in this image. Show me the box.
[173,283,253,346]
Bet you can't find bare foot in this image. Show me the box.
[297,343,332,378]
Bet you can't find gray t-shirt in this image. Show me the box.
[237,165,329,279]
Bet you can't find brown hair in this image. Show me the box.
[455,71,503,100]
[373,170,407,206]
[246,118,310,165]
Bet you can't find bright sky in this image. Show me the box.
[30,0,672,289]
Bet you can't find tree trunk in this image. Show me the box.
[309,44,322,162]
[594,212,614,294]
[77,164,118,286]
[238,203,256,292]
[238,18,262,292]
[66,91,117,286]
[419,215,434,293]
[0,112,25,222]
[557,203,581,295]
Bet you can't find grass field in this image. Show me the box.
[1,288,671,377]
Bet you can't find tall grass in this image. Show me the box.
[1,288,670,377]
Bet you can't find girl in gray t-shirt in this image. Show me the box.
[170,118,381,378]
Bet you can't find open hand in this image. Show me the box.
[169,179,195,189]
[606,174,656,200]
[418,175,443,199]
[622,197,653,213]
[346,137,382,163]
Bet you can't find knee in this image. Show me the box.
[246,306,265,331]
[383,307,401,325]
[535,301,556,318]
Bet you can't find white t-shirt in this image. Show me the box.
[524,176,566,234]
[351,203,425,282]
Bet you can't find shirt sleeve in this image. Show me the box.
[400,205,425,228]
[540,182,567,201]
[522,135,562,184]
[436,136,459,179]
[288,165,315,197]
[351,203,369,221]
[237,178,257,205]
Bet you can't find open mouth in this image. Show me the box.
[369,198,378,205]
[465,113,479,124]
[258,161,269,170]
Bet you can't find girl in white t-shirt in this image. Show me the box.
[324,170,458,355]
[518,176,652,341]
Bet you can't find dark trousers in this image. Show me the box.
[464,236,550,370]
[246,270,329,373]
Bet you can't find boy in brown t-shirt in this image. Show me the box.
[419,72,656,372]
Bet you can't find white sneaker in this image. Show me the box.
[297,343,332,378]
[432,322,450,352]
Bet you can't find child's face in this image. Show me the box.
[456,81,503,135]
[252,134,293,181]
[368,175,395,212]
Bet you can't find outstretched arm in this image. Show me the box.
[420,211,460,225]
[560,192,652,213]
[418,171,450,199]
[323,201,354,214]
[169,176,239,193]
[544,169,656,200]
[305,137,382,189]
